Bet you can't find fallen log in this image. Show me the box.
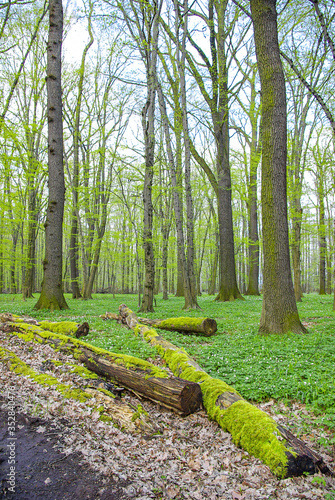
[102,311,217,336]
[1,315,202,416]
[0,313,89,338]
[39,320,90,338]
[119,304,333,479]
[0,345,154,433]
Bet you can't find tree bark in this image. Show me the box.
[120,312,217,336]
[118,304,331,478]
[1,315,202,416]
[250,0,306,334]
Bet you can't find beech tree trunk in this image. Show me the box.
[34,0,68,311]
[250,0,306,334]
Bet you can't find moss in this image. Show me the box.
[6,322,169,380]
[39,321,79,335]
[131,404,149,422]
[0,346,92,403]
[98,388,116,398]
[69,364,99,379]
[159,317,206,329]
[99,414,114,423]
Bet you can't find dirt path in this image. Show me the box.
[0,406,128,499]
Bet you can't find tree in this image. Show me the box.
[250,0,306,334]
[34,0,68,310]
[118,0,163,312]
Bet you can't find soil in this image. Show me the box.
[0,405,128,500]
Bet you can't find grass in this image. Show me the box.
[1,291,334,439]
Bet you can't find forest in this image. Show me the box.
[0,0,335,499]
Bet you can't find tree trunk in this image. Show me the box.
[118,305,330,478]
[250,0,305,334]
[34,0,68,311]
[137,2,163,313]
[318,175,326,294]
[292,203,303,302]
[118,313,217,336]
[208,233,219,295]
[157,84,200,310]
[246,70,261,296]
[246,148,260,295]
[161,222,169,300]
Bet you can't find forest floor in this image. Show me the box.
[0,293,335,499]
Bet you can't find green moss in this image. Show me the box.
[98,388,116,398]
[69,364,99,379]
[0,346,92,403]
[99,414,114,423]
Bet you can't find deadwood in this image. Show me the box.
[118,304,333,479]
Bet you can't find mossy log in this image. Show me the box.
[0,345,154,433]
[137,316,217,336]
[118,304,332,479]
[0,313,89,338]
[104,310,217,336]
[0,315,202,415]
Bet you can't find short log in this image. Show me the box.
[137,316,217,336]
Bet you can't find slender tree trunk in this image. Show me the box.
[157,84,200,309]
[34,0,68,311]
[177,0,197,303]
[139,92,156,312]
[246,142,260,295]
[137,2,163,313]
[246,72,261,296]
[292,201,303,302]
[208,233,219,295]
[250,0,305,334]
[23,187,38,298]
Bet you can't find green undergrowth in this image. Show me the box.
[1,292,334,438]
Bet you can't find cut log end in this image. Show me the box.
[75,322,90,338]
[201,318,217,336]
